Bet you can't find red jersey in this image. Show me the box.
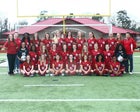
[24,38,30,50]
[66,61,77,71]
[23,61,34,72]
[95,62,105,71]
[110,61,120,71]
[4,41,17,54]
[53,61,63,70]
[106,38,116,51]
[57,38,64,51]
[15,38,21,51]
[123,37,136,55]
[103,50,114,63]
[33,39,40,51]
[29,51,38,65]
[65,37,75,52]
[49,50,58,62]
[91,50,101,63]
[72,50,81,63]
[43,39,52,51]
[97,38,106,51]
[60,51,69,61]
[81,61,91,71]
[76,38,85,51]
[38,61,48,71]
[87,38,97,52]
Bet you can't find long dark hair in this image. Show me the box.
[114,43,126,55]
[8,34,16,45]
[21,32,30,44]
[96,54,104,62]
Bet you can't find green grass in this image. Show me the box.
[0,52,140,112]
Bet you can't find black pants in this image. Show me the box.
[7,54,16,74]
[125,54,133,72]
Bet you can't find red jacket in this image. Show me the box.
[4,41,17,54]
[123,37,136,55]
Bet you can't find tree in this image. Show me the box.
[116,10,131,29]
[37,10,48,22]
[92,13,104,21]
[0,18,9,38]
[110,10,139,32]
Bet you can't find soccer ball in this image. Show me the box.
[117,55,123,62]
[21,55,26,61]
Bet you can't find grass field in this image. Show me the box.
[0,53,140,112]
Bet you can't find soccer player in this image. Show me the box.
[65,54,77,76]
[43,33,52,51]
[97,35,106,51]
[49,43,59,64]
[21,55,35,77]
[50,54,64,76]
[13,32,21,74]
[114,44,127,73]
[60,44,69,68]
[29,45,38,70]
[106,33,116,51]
[81,43,91,61]
[21,32,30,50]
[32,32,40,51]
[116,33,124,45]
[79,55,93,76]
[37,54,49,76]
[94,54,108,76]
[91,43,101,69]
[109,56,124,77]
[72,43,81,69]
[65,31,75,52]
[103,44,114,69]
[87,32,97,53]
[2,34,18,75]
[17,42,29,70]
[76,31,85,51]
[123,32,136,74]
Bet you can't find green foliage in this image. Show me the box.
[37,10,48,22]
[92,13,104,21]
[110,10,140,32]
[117,10,131,29]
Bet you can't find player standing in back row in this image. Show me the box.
[123,32,136,74]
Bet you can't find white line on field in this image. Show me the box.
[24,84,84,87]
[0,99,140,102]
[134,56,140,57]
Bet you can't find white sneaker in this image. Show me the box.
[14,70,17,74]
[61,73,65,76]
[50,74,54,76]
[129,72,133,75]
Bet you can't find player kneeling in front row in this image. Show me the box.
[94,54,108,76]
[20,55,35,77]
[36,54,49,76]
[50,54,64,76]
[79,55,93,76]
[65,54,78,76]
[109,55,124,77]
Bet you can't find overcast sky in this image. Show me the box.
[0,0,140,25]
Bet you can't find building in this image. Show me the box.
[3,18,139,39]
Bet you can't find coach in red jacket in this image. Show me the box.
[123,32,136,74]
